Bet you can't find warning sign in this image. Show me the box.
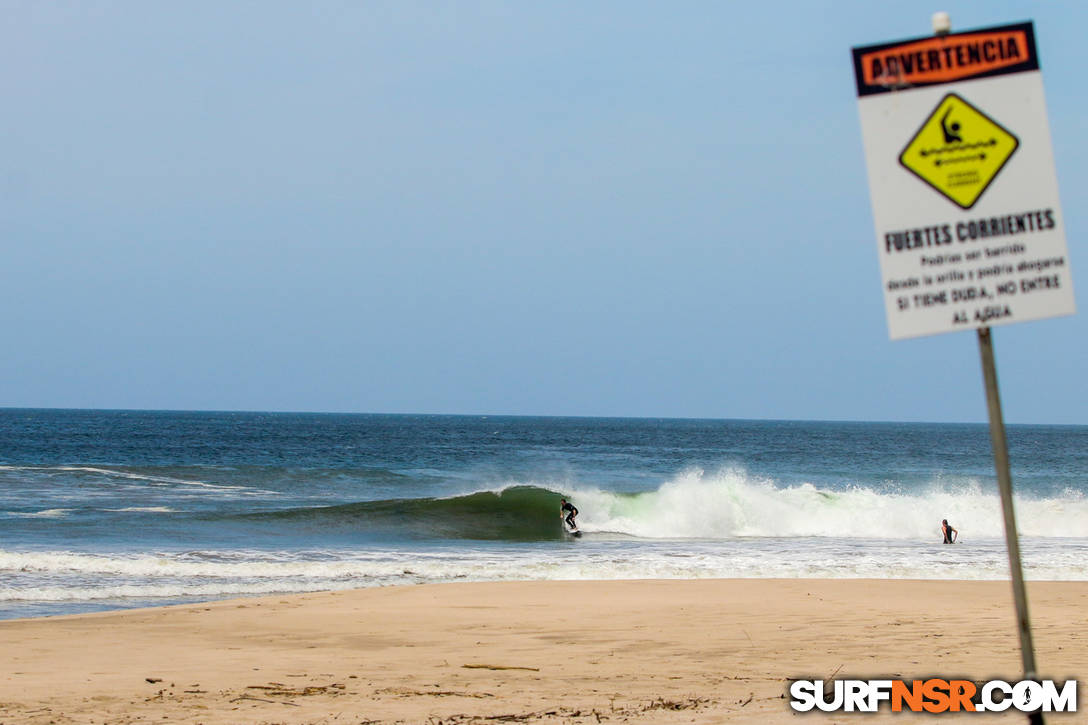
[852,21,1074,340]
[853,26,1036,94]
[899,93,1019,209]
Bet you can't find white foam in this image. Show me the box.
[0,551,370,578]
[2,538,1087,605]
[561,467,1088,539]
[104,507,176,513]
[0,580,365,602]
[2,465,274,495]
[4,509,72,519]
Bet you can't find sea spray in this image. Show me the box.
[563,468,1088,539]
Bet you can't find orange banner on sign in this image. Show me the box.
[859,30,1030,88]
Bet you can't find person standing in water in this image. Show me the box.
[560,498,578,531]
[941,519,958,544]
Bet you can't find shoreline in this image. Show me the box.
[6,573,1088,626]
[2,578,1086,723]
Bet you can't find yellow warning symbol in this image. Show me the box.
[899,93,1019,209]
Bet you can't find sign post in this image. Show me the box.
[976,326,1039,689]
[852,15,1073,723]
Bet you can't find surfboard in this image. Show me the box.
[562,516,581,537]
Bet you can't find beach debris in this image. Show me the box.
[229,694,298,706]
[461,664,540,672]
[145,677,162,683]
[644,697,709,712]
[431,698,713,723]
[243,682,346,698]
[378,686,495,699]
[823,664,844,698]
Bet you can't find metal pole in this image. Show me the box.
[976,326,1043,724]
[930,15,1041,720]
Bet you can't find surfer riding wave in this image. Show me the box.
[560,498,578,531]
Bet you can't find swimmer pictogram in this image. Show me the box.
[899,93,1019,209]
[940,108,962,143]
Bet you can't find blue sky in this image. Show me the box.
[3,1,1086,423]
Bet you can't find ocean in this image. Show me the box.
[2,409,1086,620]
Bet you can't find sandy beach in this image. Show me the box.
[1,579,1085,724]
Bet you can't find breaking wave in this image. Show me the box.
[233,468,1088,541]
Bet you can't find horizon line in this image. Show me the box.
[1,405,1083,428]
